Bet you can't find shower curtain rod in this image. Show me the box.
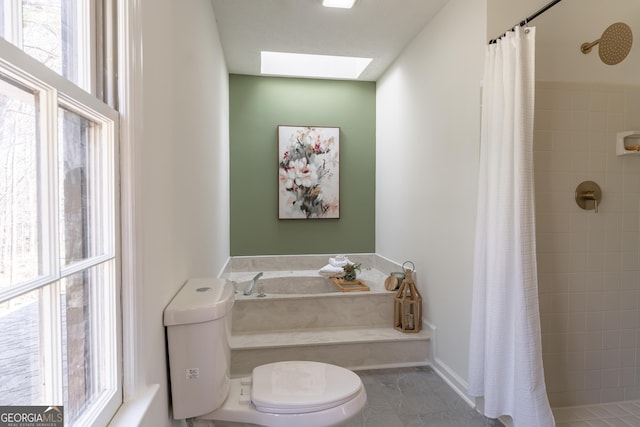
[488,0,563,44]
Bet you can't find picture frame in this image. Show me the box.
[277,125,340,219]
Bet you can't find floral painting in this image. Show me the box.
[278,126,340,219]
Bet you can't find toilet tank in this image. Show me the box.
[164,278,235,419]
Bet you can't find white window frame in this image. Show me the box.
[101,0,160,425]
[0,35,121,427]
[115,0,145,405]
[0,0,97,94]
[1,1,157,425]
[2,1,22,48]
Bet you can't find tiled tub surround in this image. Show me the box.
[535,82,640,407]
[221,254,431,377]
[224,253,401,277]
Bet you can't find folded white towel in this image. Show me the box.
[329,256,349,268]
[319,264,344,277]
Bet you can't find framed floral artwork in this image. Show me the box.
[278,125,340,219]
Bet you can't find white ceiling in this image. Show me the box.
[209,0,450,81]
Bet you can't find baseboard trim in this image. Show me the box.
[430,356,476,407]
[351,361,430,371]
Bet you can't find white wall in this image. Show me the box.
[488,0,640,85]
[376,0,486,391]
[137,1,230,426]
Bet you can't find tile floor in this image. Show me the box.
[343,366,502,427]
[348,366,640,427]
[210,365,640,426]
[212,366,502,427]
[553,400,640,427]
[351,367,640,426]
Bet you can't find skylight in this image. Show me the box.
[322,0,357,8]
[260,51,372,80]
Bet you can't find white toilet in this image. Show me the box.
[163,278,367,427]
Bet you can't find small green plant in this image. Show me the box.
[342,262,361,282]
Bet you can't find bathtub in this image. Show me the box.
[223,255,406,336]
[223,254,402,300]
[229,270,388,299]
[237,275,337,295]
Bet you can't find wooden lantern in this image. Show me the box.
[393,266,422,333]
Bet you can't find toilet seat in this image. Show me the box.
[251,361,363,414]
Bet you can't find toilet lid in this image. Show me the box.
[251,361,363,414]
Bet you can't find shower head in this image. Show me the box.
[580,22,633,65]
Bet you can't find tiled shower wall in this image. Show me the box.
[535,81,640,407]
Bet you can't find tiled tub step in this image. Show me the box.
[232,292,395,334]
[230,327,430,377]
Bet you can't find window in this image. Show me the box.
[0,2,120,426]
[0,0,95,92]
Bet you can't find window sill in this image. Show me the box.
[108,384,159,427]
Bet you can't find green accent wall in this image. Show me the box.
[229,75,376,255]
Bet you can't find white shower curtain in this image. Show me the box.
[468,27,555,427]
